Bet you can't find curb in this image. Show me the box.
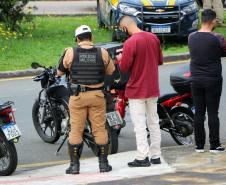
[32,12,97,16]
[0,53,190,79]
[0,69,43,79]
[163,52,190,63]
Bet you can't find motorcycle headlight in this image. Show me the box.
[182,2,198,14]
[118,4,138,15]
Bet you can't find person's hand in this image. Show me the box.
[55,76,61,84]
[116,48,123,54]
[115,53,122,62]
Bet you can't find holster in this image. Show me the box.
[69,83,80,96]
[68,83,104,96]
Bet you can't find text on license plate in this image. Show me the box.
[106,111,123,127]
[151,26,171,33]
[2,123,21,141]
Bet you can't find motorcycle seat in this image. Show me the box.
[157,93,179,104]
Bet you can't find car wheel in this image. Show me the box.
[97,0,105,28]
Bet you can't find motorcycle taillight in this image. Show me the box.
[183,72,191,77]
[0,107,15,123]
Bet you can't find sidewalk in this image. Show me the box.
[1,145,226,185]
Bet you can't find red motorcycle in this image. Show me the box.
[111,64,194,145]
[0,101,21,175]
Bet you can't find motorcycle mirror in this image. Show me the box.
[31,62,42,69]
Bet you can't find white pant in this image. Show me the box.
[129,98,161,160]
[203,0,224,23]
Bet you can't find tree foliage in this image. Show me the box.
[0,0,32,31]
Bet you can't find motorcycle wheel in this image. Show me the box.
[32,100,61,143]
[116,120,126,136]
[116,128,121,135]
[169,107,194,145]
[88,122,119,156]
[89,140,98,157]
[0,131,17,176]
[107,123,118,154]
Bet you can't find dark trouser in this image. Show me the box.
[191,79,222,147]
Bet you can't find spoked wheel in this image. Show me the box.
[0,131,17,176]
[32,100,61,143]
[170,107,194,145]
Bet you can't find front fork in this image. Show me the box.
[160,104,175,128]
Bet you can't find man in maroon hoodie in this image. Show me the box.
[116,16,163,167]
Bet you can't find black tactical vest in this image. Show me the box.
[70,47,105,85]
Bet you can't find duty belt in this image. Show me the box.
[69,83,104,96]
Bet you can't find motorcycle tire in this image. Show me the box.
[32,100,61,143]
[106,123,118,154]
[116,128,121,135]
[0,131,18,176]
[88,122,119,156]
[89,140,98,157]
[116,120,126,136]
[169,107,194,145]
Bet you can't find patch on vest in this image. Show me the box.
[79,53,97,64]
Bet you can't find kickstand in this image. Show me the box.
[55,134,68,156]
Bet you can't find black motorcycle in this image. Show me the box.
[31,62,119,155]
[0,101,21,176]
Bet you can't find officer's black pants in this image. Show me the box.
[191,79,222,148]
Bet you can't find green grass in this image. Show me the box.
[0,15,226,71]
[162,11,226,55]
[0,16,112,71]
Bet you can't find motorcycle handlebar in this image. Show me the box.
[33,66,56,82]
[0,101,14,110]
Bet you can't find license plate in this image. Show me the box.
[151,26,171,33]
[2,123,21,141]
[106,111,123,127]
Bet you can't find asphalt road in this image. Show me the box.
[1,59,226,169]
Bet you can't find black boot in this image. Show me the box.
[128,157,151,167]
[65,143,83,174]
[97,144,112,173]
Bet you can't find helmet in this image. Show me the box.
[75,25,92,37]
